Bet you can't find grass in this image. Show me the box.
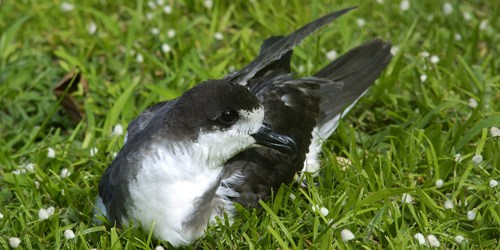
[0,0,499,249]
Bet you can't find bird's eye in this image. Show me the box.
[218,108,239,125]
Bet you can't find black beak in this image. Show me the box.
[251,123,297,158]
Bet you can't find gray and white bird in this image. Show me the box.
[96,6,392,247]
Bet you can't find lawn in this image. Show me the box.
[0,0,499,249]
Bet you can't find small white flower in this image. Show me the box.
[136,53,144,63]
[320,207,329,216]
[463,12,472,21]
[297,65,305,74]
[203,0,213,9]
[490,127,500,137]
[454,235,466,244]
[402,193,413,204]
[399,0,410,11]
[467,210,476,220]
[419,51,430,58]
[39,208,50,220]
[444,199,454,209]
[311,204,319,212]
[471,154,482,164]
[167,29,176,38]
[341,229,355,242]
[289,193,296,200]
[326,50,337,61]
[414,233,426,245]
[454,153,463,162]
[150,27,160,35]
[468,98,478,108]
[146,12,154,20]
[155,246,165,250]
[435,179,444,188]
[420,74,427,82]
[47,206,55,216]
[12,169,21,175]
[34,181,40,189]
[427,234,440,247]
[356,18,365,27]
[454,33,462,41]
[88,21,97,35]
[479,20,488,30]
[24,163,35,172]
[9,237,21,248]
[430,55,440,64]
[64,229,76,239]
[161,43,171,53]
[163,5,172,14]
[442,3,453,15]
[390,46,400,56]
[90,147,99,156]
[489,179,498,188]
[147,1,155,9]
[156,0,164,6]
[214,32,224,40]
[0,212,3,219]
[113,124,124,136]
[376,0,384,4]
[60,168,70,178]
[47,147,56,158]
[457,199,468,207]
[61,2,74,12]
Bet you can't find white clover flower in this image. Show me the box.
[64,229,76,239]
[463,12,472,21]
[12,169,21,175]
[356,18,366,27]
[289,193,296,200]
[435,179,444,188]
[90,147,98,156]
[113,124,124,136]
[161,43,171,53]
[47,147,56,158]
[156,0,164,5]
[61,2,74,12]
[444,199,454,209]
[60,168,70,178]
[390,46,400,56]
[204,0,213,9]
[24,163,35,172]
[454,153,463,162]
[400,0,410,11]
[427,234,440,247]
[442,3,453,15]
[489,179,498,188]
[326,50,337,61]
[420,74,427,82]
[136,53,144,63]
[467,210,476,220]
[454,235,466,244]
[454,33,462,41]
[88,21,97,35]
[430,55,440,64]
[0,212,3,219]
[479,20,488,30]
[214,32,224,40]
[163,5,172,14]
[320,207,329,216]
[414,233,426,245]
[167,29,176,38]
[471,154,482,164]
[9,237,21,248]
[155,246,165,250]
[150,27,160,35]
[402,193,413,204]
[468,98,478,108]
[39,208,50,220]
[419,51,430,58]
[490,127,500,137]
[341,229,355,242]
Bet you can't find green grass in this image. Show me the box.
[1,0,499,249]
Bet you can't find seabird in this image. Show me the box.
[96,6,392,247]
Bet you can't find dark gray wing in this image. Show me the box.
[224,6,357,85]
[125,100,176,143]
